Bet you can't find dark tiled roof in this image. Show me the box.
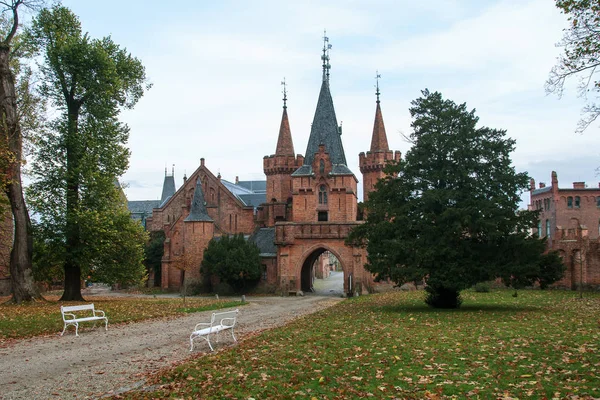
[161,175,176,203]
[291,164,354,177]
[531,186,552,196]
[301,80,347,168]
[238,193,267,208]
[184,178,213,222]
[249,228,276,257]
[128,200,160,215]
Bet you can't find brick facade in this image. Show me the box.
[530,171,600,288]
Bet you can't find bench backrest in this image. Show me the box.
[61,304,95,314]
[210,309,238,328]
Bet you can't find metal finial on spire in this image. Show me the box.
[321,30,332,83]
[375,71,381,104]
[281,78,287,109]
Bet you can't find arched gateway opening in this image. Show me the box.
[300,247,344,296]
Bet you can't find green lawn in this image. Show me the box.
[0,295,244,341]
[123,290,599,399]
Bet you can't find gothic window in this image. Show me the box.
[538,221,542,238]
[318,185,328,205]
[546,219,551,238]
[262,265,267,281]
[567,196,573,208]
[320,159,325,174]
[575,196,580,208]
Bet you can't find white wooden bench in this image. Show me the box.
[190,309,239,352]
[60,304,108,336]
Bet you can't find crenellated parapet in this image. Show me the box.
[359,150,401,173]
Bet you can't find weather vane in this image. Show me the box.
[322,29,332,82]
[375,71,381,103]
[281,78,287,109]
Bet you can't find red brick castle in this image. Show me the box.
[140,38,400,294]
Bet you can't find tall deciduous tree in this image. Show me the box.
[347,90,560,308]
[26,5,149,301]
[0,0,43,303]
[547,0,600,133]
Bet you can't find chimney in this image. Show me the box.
[200,158,205,167]
[530,178,535,191]
[573,182,585,189]
[539,182,546,188]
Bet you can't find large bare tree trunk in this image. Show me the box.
[0,44,41,303]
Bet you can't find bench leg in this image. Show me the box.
[104,318,108,332]
[61,323,67,336]
[231,327,237,343]
[75,322,79,337]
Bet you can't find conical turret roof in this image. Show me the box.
[370,102,389,152]
[275,107,295,156]
[184,178,213,222]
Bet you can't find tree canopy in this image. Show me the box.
[547,0,600,133]
[26,5,150,300]
[201,234,262,293]
[347,90,564,308]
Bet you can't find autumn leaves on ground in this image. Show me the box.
[1,290,598,399]
[129,290,599,400]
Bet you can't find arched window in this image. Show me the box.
[318,184,328,204]
[538,221,542,238]
[567,196,573,208]
[597,197,600,208]
[319,159,325,174]
[575,196,580,208]
[546,219,551,238]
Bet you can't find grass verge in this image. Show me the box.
[121,290,599,399]
[0,295,246,341]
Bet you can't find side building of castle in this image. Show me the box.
[530,172,600,289]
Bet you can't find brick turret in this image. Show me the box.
[359,82,400,203]
[263,85,303,225]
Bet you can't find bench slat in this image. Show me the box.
[61,304,95,312]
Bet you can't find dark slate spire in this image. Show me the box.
[298,35,347,170]
[370,72,389,152]
[185,177,213,222]
[275,79,295,156]
[160,165,176,204]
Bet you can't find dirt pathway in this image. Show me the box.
[0,295,343,400]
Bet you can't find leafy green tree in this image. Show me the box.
[0,0,44,303]
[201,234,261,293]
[348,90,551,308]
[547,0,600,133]
[26,5,149,300]
[145,230,165,287]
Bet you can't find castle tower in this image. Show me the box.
[291,34,358,222]
[359,73,401,203]
[164,177,214,289]
[262,81,304,225]
[160,165,176,205]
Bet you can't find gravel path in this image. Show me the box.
[0,295,343,400]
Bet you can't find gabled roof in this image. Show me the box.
[184,178,213,222]
[294,79,347,176]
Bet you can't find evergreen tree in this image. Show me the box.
[201,234,261,293]
[348,90,560,308]
[26,5,149,300]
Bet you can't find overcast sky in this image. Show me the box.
[58,0,600,207]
